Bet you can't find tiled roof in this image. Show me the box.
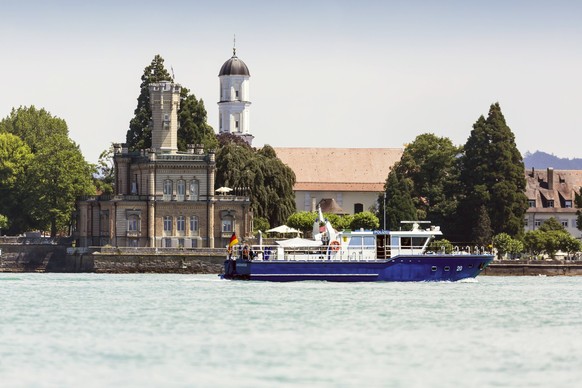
[274,147,403,192]
[525,168,582,210]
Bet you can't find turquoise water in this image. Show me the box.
[1,274,581,388]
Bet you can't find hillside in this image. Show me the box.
[523,151,582,170]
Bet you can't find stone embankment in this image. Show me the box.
[2,242,582,275]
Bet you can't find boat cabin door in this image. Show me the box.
[376,234,390,259]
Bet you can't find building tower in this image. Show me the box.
[149,81,181,153]
[218,47,253,145]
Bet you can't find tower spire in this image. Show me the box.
[233,34,236,56]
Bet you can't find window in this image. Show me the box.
[178,238,184,248]
[163,180,172,201]
[565,200,572,208]
[164,216,172,233]
[524,218,529,227]
[222,219,233,233]
[177,216,185,232]
[164,238,172,248]
[528,199,536,208]
[354,203,364,214]
[189,180,199,201]
[128,216,139,232]
[190,216,199,235]
[177,180,185,201]
[546,200,554,208]
[534,220,541,227]
[235,90,239,99]
[235,120,239,129]
[561,220,569,228]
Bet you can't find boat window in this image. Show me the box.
[349,236,363,247]
[444,266,450,271]
[401,237,411,248]
[363,236,375,247]
[431,266,437,272]
[411,237,427,249]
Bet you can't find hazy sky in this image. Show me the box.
[2,0,581,164]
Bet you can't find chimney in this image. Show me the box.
[547,167,554,190]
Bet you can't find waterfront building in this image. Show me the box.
[75,80,252,248]
[274,147,403,215]
[524,167,582,239]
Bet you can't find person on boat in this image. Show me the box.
[242,244,252,260]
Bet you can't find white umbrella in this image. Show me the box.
[215,187,233,194]
[266,225,302,234]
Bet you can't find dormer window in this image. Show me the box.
[546,200,554,208]
[565,200,572,208]
[528,199,536,208]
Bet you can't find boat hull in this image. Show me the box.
[222,255,494,282]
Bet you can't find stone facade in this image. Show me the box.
[75,81,252,249]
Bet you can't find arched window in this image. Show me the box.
[189,180,199,201]
[177,216,185,233]
[176,180,185,201]
[190,216,199,236]
[163,180,173,201]
[163,216,172,234]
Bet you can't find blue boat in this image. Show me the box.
[222,212,493,282]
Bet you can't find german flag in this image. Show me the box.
[228,233,239,252]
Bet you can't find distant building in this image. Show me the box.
[75,80,252,248]
[218,47,253,145]
[524,167,582,239]
[274,147,404,215]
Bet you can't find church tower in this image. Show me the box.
[218,47,253,145]
[149,81,181,153]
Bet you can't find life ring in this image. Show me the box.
[330,241,341,252]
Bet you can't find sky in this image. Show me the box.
[2,0,582,164]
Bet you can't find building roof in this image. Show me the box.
[318,198,347,214]
[525,167,582,211]
[219,51,250,76]
[274,147,403,192]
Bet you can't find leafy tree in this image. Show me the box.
[524,230,546,257]
[379,169,416,230]
[472,205,493,247]
[253,217,270,234]
[493,233,524,260]
[126,55,172,150]
[0,107,94,236]
[393,133,461,232]
[287,211,317,235]
[538,217,565,232]
[575,188,582,234]
[94,146,114,195]
[215,142,296,226]
[0,214,8,235]
[350,211,379,230]
[0,133,33,234]
[458,103,527,241]
[126,55,217,151]
[178,94,218,151]
[429,239,454,254]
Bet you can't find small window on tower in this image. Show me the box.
[235,120,239,129]
[235,90,239,99]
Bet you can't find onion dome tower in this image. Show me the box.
[218,46,253,145]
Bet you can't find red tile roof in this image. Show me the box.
[274,147,403,192]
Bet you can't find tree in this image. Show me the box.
[458,103,527,241]
[215,142,296,226]
[253,217,270,234]
[0,107,95,236]
[94,146,114,195]
[379,169,416,230]
[350,211,379,230]
[472,205,493,247]
[574,187,582,234]
[493,233,524,260]
[0,214,7,235]
[126,55,217,152]
[126,55,172,150]
[393,133,461,232]
[538,217,565,232]
[287,211,317,235]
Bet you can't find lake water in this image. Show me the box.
[1,274,581,387]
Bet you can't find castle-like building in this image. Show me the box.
[75,53,253,248]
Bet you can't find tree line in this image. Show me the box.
[376,103,582,257]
